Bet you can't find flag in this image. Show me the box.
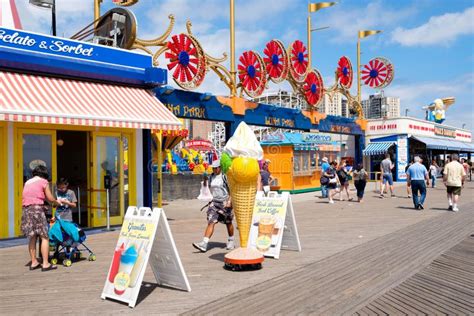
[309,2,336,12]
[358,30,382,39]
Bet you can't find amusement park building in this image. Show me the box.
[0,27,181,238]
[364,117,473,182]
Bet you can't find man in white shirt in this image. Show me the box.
[443,154,466,212]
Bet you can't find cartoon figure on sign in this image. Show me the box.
[423,97,455,124]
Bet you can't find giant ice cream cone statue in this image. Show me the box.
[221,122,263,247]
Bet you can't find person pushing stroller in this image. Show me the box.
[193,160,235,253]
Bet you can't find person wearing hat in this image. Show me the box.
[320,157,330,198]
[193,160,235,252]
[259,159,273,195]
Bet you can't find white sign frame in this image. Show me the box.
[247,192,301,259]
[101,207,191,308]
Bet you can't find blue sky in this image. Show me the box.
[15,0,474,131]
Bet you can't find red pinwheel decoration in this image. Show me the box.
[301,69,324,107]
[377,57,394,88]
[165,33,206,90]
[336,56,353,89]
[263,39,288,83]
[288,40,309,83]
[238,50,267,98]
[361,57,389,88]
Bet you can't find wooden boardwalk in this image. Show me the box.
[0,183,472,315]
[355,236,474,315]
[184,203,474,315]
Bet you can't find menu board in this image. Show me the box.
[101,207,190,308]
[247,192,290,259]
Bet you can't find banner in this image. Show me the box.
[247,192,290,259]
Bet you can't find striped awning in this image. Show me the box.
[363,142,395,156]
[0,71,182,130]
[412,136,474,152]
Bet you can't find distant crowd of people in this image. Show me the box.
[319,153,469,212]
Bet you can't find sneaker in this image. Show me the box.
[380,194,384,198]
[329,200,335,204]
[408,195,412,198]
[226,239,235,250]
[419,204,424,210]
[391,194,396,198]
[448,205,453,211]
[192,241,208,252]
[452,206,459,212]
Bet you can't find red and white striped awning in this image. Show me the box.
[0,71,182,130]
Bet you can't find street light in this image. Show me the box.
[29,0,56,36]
[405,109,409,117]
[462,123,466,129]
[357,30,382,105]
[307,2,336,68]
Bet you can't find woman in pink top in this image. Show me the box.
[21,165,59,271]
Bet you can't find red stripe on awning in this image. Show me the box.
[0,71,182,130]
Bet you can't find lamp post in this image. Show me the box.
[29,0,56,36]
[307,2,336,68]
[357,30,381,105]
[405,108,409,117]
[462,123,466,129]
[230,0,236,97]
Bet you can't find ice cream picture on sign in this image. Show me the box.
[221,122,265,270]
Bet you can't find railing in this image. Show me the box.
[367,172,382,192]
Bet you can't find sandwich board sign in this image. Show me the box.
[247,192,301,259]
[101,207,190,308]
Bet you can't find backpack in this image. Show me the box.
[337,169,347,181]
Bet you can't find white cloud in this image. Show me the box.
[384,73,474,130]
[322,1,416,43]
[16,0,93,37]
[391,7,474,46]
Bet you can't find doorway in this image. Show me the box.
[57,131,88,227]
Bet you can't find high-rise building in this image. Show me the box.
[319,93,342,116]
[362,92,400,119]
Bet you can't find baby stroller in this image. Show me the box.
[48,215,96,267]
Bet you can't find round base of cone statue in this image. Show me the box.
[224,247,264,272]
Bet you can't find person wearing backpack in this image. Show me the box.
[193,160,235,253]
[353,163,368,203]
[320,157,330,198]
[337,160,353,201]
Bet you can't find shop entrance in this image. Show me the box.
[16,128,133,231]
[57,131,88,227]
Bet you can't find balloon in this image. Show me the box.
[220,152,232,174]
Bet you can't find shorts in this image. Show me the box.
[327,183,337,190]
[206,201,233,224]
[382,173,393,186]
[446,186,462,196]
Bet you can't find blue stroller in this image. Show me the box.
[48,216,96,267]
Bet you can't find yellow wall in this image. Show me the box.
[263,145,323,192]
[263,145,294,191]
[6,122,137,237]
[0,122,8,237]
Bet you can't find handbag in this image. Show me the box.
[197,181,213,201]
[320,176,329,185]
[329,177,338,184]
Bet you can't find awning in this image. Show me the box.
[411,136,474,152]
[1,71,182,130]
[363,142,395,156]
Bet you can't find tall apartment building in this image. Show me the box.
[362,92,400,119]
[317,92,350,117]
